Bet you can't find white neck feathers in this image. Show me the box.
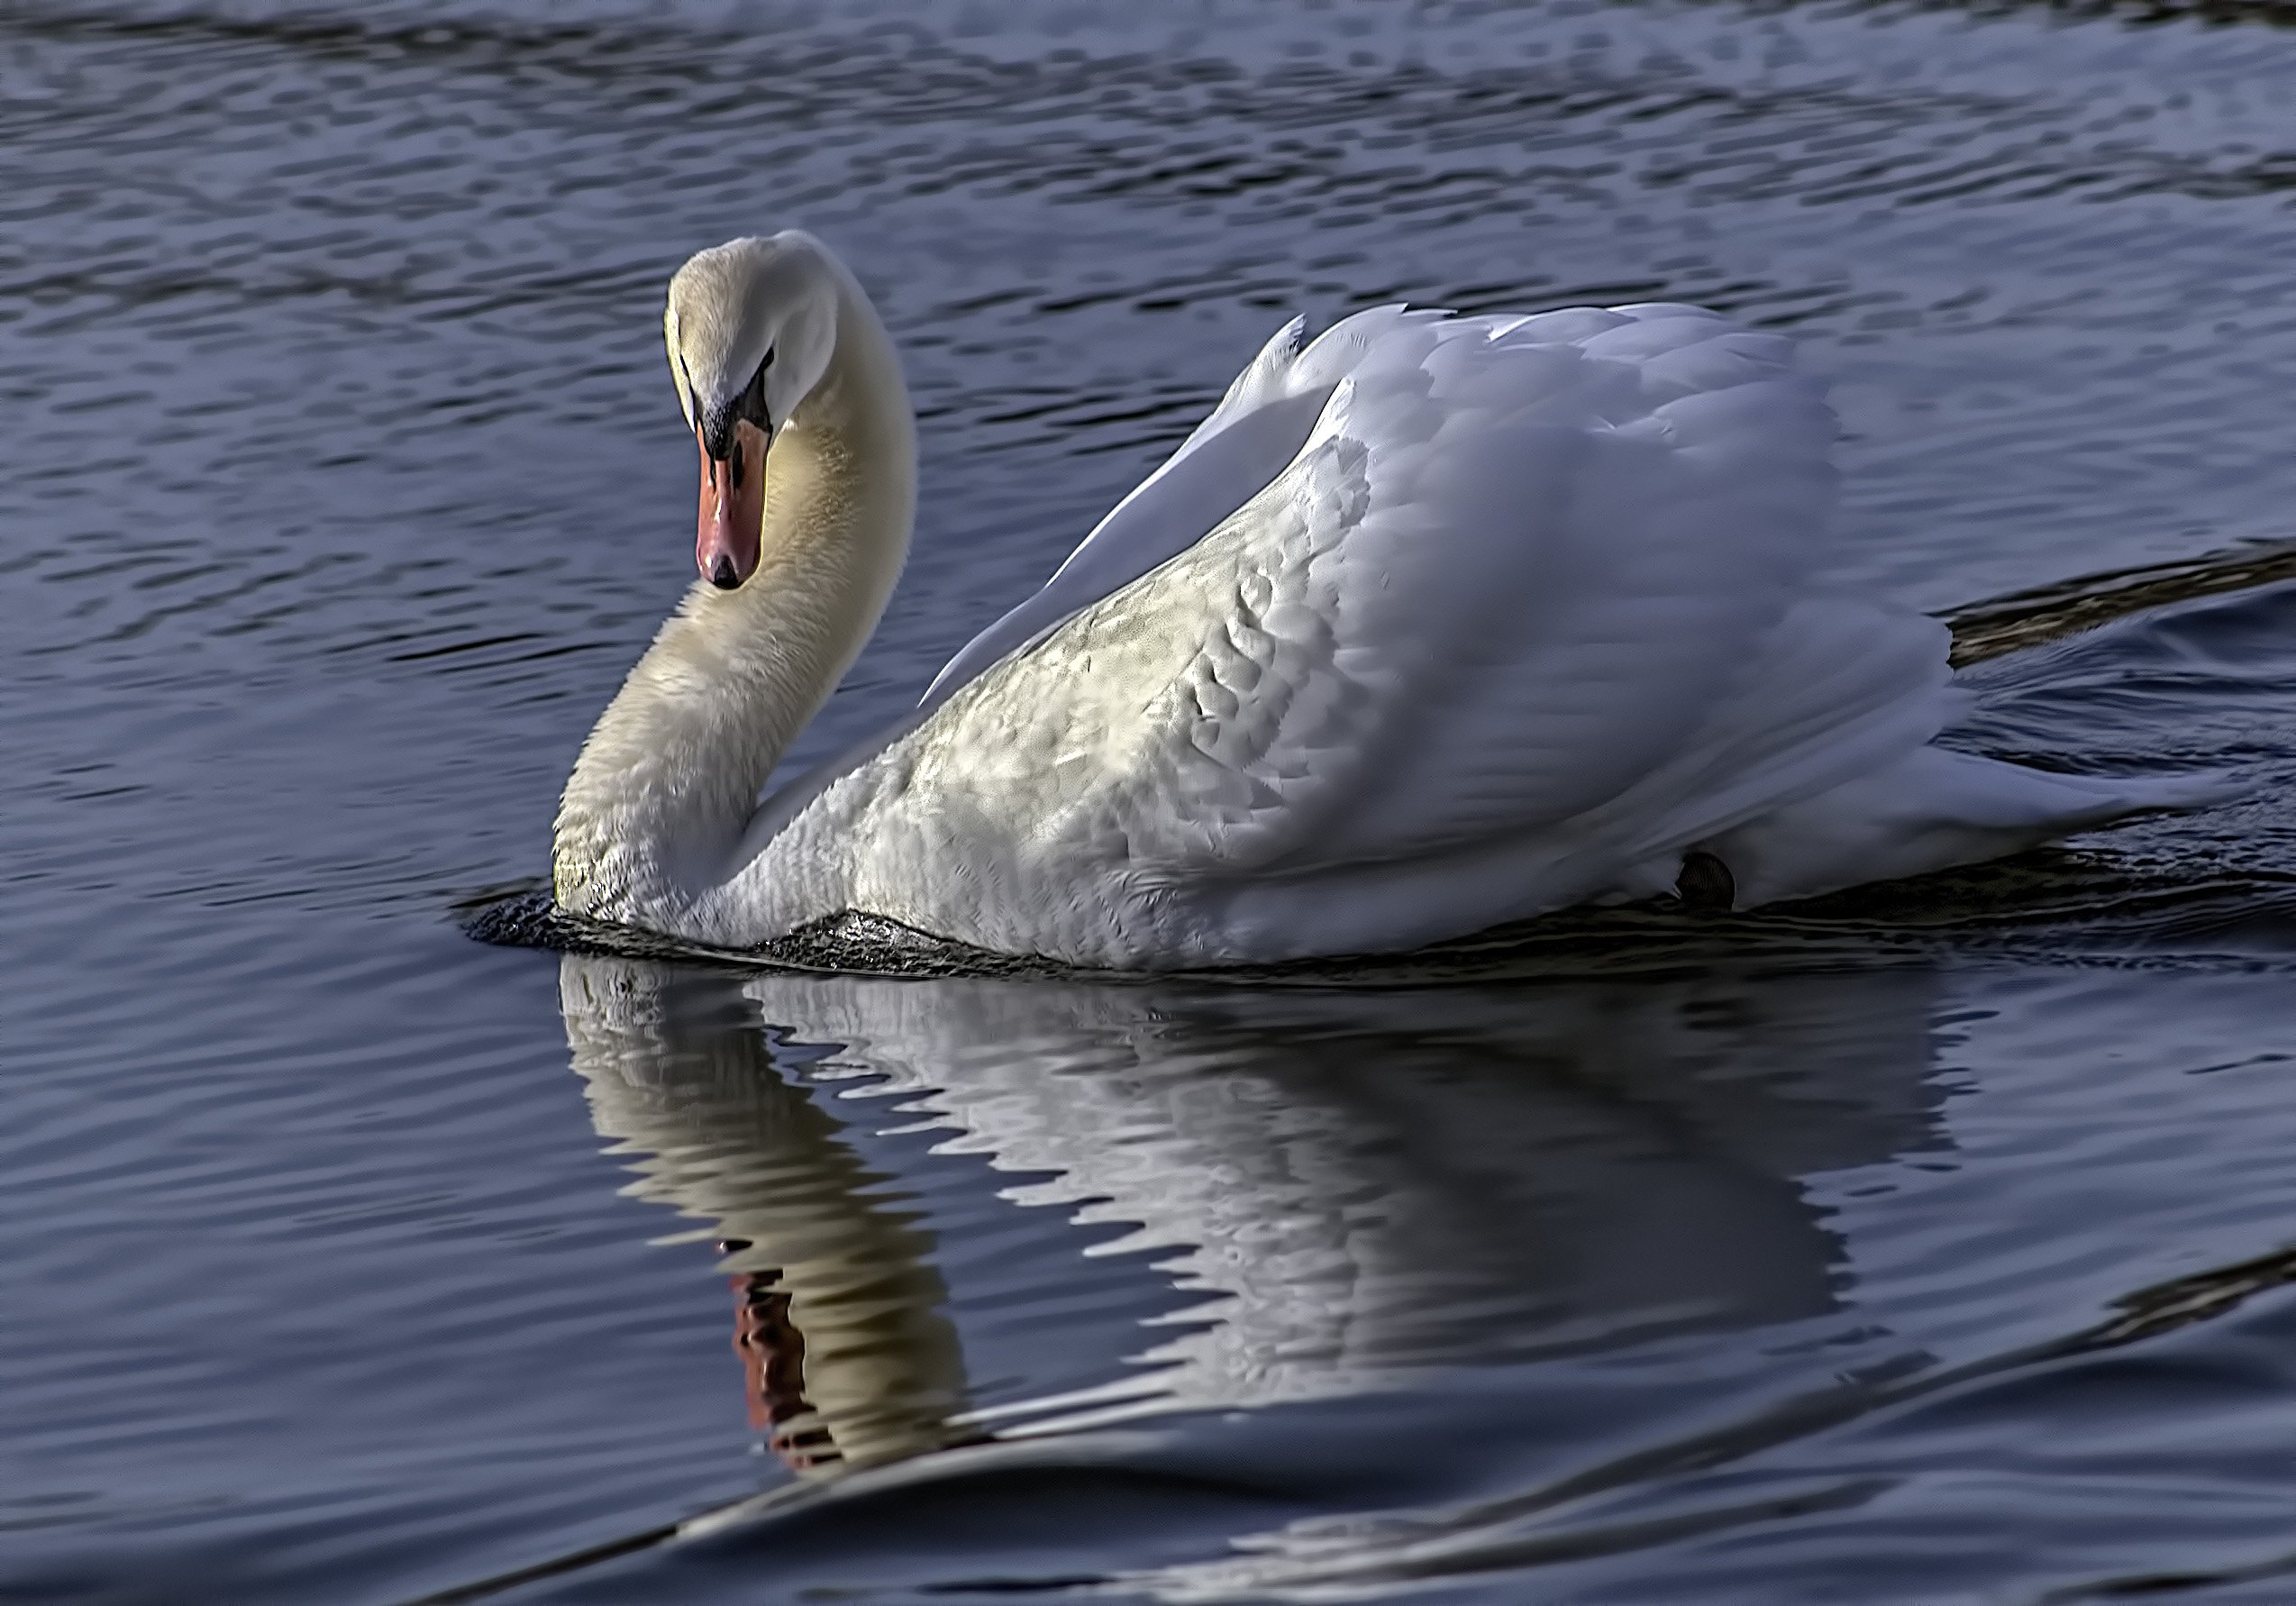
[553,260,915,934]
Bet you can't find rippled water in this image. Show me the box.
[8,2,2296,1601]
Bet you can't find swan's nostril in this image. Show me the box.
[709,554,741,590]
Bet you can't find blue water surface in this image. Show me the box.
[6,3,2296,1601]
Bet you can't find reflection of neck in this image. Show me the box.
[558,959,970,1477]
[553,272,916,935]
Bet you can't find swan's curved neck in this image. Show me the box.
[554,268,914,934]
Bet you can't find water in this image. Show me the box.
[6,1,2296,1601]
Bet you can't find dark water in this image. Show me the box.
[8,2,2296,1601]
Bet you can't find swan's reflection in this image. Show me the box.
[560,955,1945,1483]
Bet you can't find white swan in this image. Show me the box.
[553,230,2223,968]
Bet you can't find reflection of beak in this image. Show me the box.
[696,416,768,590]
[728,1264,842,1472]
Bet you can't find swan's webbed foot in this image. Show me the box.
[1675,850,1736,912]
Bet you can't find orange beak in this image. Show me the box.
[696,417,768,589]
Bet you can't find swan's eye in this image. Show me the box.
[737,346,774,430]
[697,347,777,462]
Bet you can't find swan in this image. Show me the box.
[552,230,2225,968]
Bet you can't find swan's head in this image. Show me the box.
[664,232,842,589]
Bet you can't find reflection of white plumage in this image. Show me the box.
[553,231,2222,967]
[560,955,1945,1460]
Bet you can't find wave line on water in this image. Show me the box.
[1945,535,2296,667]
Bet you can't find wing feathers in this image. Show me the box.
[903,297,1956,942]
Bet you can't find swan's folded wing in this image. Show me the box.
[919,306,1451,709]
[903,306,1890,897]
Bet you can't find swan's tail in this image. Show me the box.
[1703,746,2243,908]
